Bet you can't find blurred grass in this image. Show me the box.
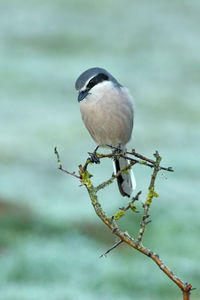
[0,0,200,299]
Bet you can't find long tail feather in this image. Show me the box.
[112,150,136,197]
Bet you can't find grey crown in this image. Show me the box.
[75,67,121,91]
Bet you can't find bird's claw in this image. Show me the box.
[89,153,100,164]
[106,144,122,154]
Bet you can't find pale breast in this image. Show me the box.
[80,84,134,147]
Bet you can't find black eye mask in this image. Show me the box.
[86,73,109,90]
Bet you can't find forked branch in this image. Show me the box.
[54,148,192,299]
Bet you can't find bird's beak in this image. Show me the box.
[78,90,89,102]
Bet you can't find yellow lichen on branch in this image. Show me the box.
[113,209,126,220]
[54,147,192,300]
[146,186,159,206]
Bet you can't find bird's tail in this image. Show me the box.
[112,148,136,197]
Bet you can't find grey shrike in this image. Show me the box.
[75,67,136,197]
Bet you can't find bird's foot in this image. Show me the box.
[89,153,100,164]
[89,145,100,164]
[106,144,122,154]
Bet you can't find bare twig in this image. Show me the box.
[54,147,80,178]
[130,148,174,172]
[100,240,123,258]
[95,161,136,192]
[104,145,174,173]
[119,191,141,213]
[136,151,161,245]
[54,147,192,299]
[88,149,174,172]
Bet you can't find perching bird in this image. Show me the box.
[75,67,136,197]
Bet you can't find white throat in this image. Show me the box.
[84,81,115,104]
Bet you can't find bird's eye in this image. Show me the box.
[87,78,97,89]
[89,78,95,85]
[86,73,108,90]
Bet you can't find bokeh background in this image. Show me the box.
[0,0,200,299]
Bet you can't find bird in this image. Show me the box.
[75,67,136,197]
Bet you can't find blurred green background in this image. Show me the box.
[0,0,200,299]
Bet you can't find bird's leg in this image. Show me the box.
[113,144,122,155]
[89,145,100,164]
[106,144,122,155]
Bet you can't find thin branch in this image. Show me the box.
[54,148,192,299]
[54,147,80,178]
[136,151,161,245]
[105,145,174,173]
[88,149,174,172]
[86,179,191,294]
[85,182,192,296]
[95,161,136,192]
[95,175,116,192]
[128,148,156,164]
[100,240,123,258]
[119,191,141,213]
[129,148,174,172]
